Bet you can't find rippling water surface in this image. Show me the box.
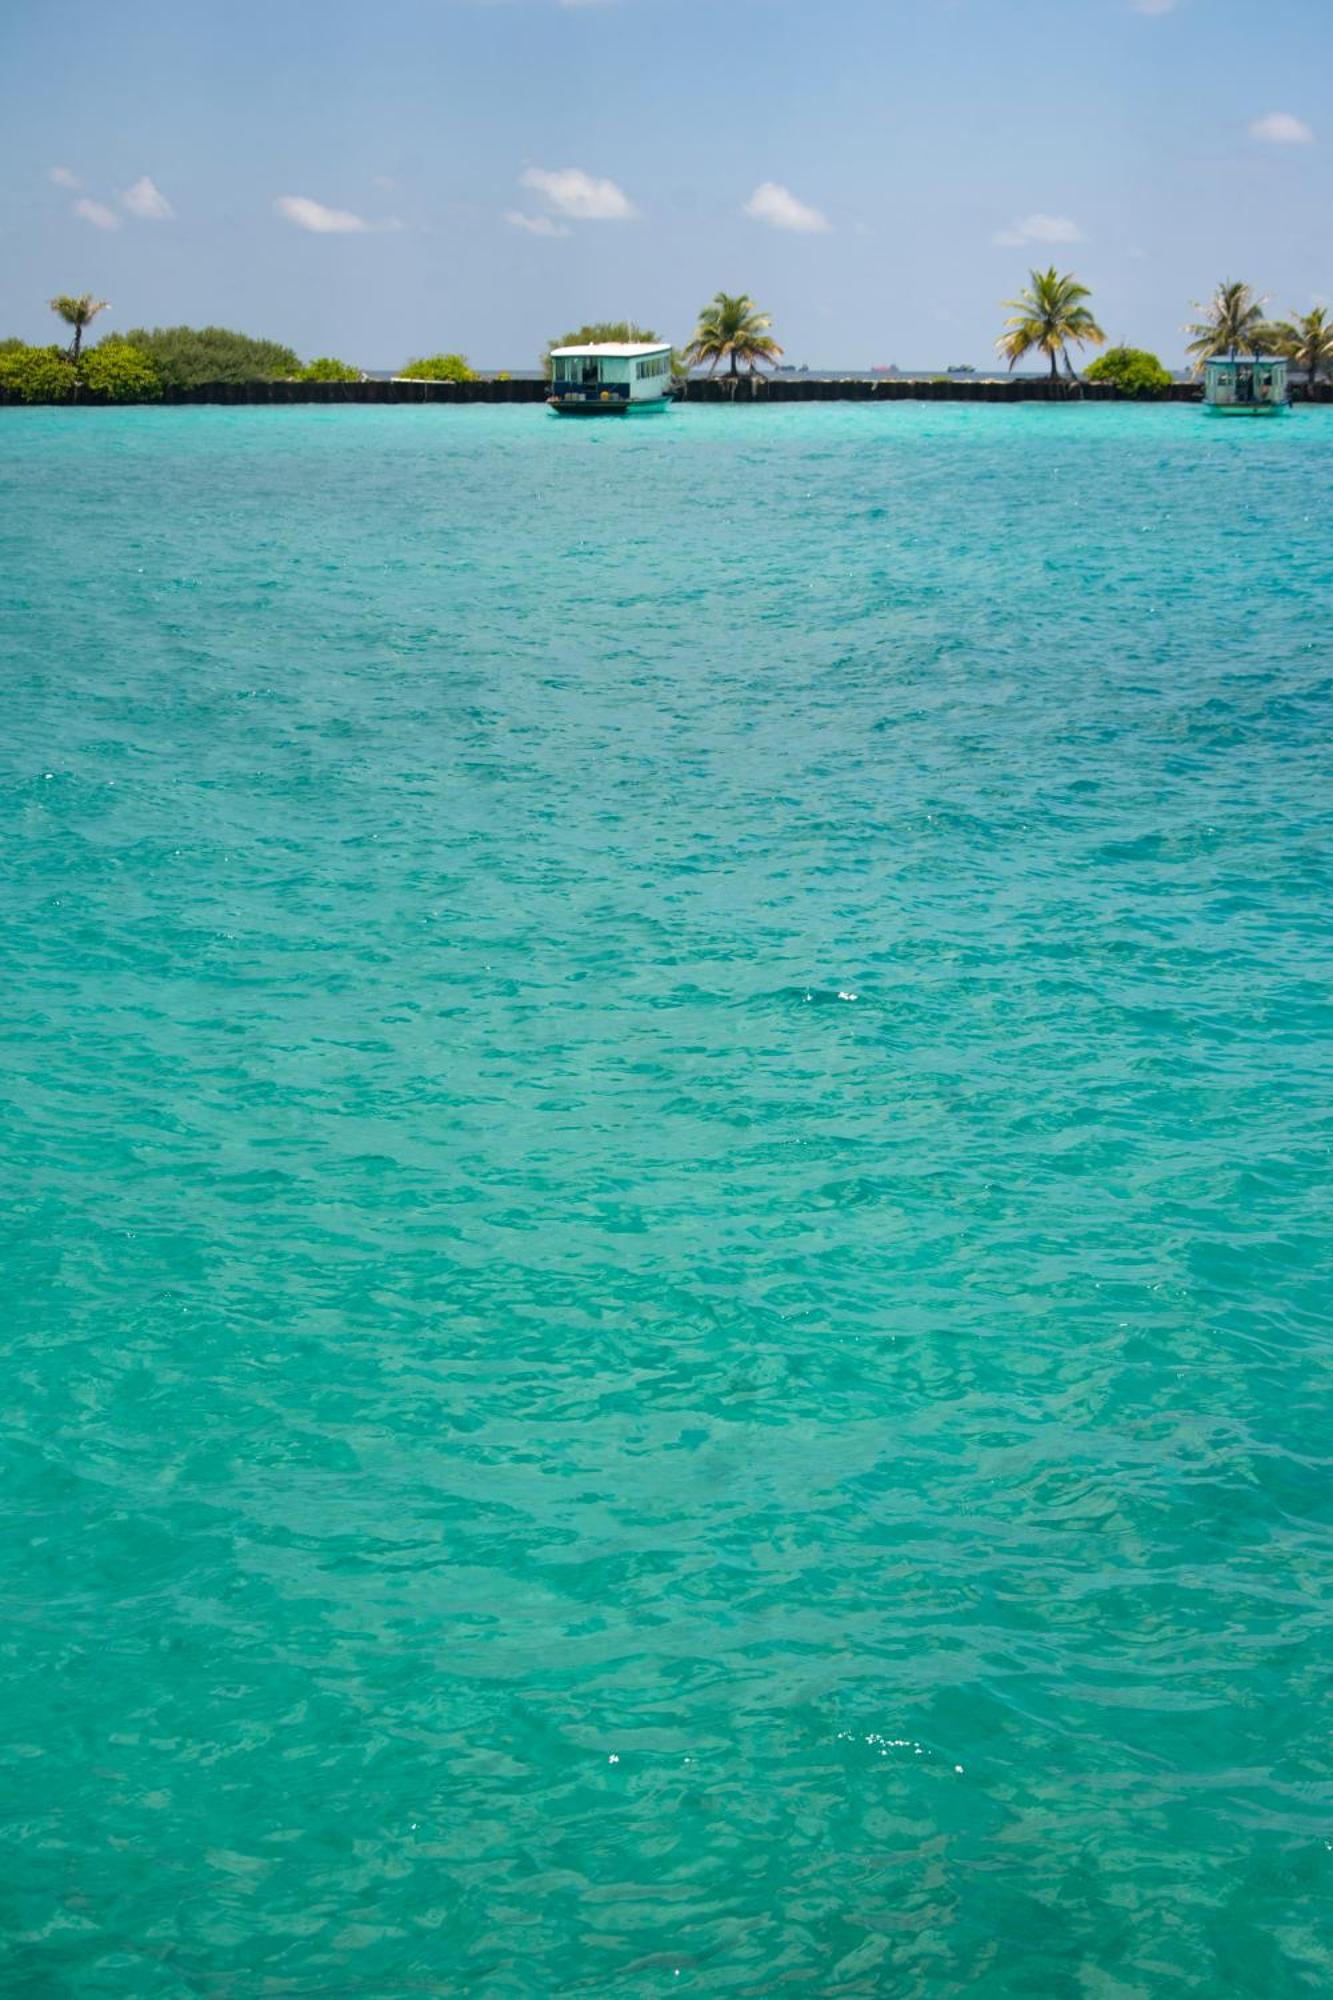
[2,403,1332,1995]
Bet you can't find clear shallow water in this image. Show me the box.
[1,401,1331,1996]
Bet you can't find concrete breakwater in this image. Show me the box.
[157,377,1199,405]
[6,376,1332,407]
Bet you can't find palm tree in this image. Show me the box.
[1263,305,1333,397]
[50,292,108,362]
[996,268,1106,382]
[682,293,782,378]
[1184,280,1269,368]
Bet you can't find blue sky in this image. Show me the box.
[2,0,1328,369]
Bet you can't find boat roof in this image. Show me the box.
[549,342,671,358]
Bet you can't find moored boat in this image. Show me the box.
[547,342,674,415]
[1203,355,1290,415]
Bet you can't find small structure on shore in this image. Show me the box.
[547,342,673,415]
[1203,355,1289,414]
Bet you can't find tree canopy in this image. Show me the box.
[299,357,361,382]
[1263,306,1333,390]
[120,325,301,388]
[82,338,164,401]
[50,293,108,360]
[543,322,661,377]
[0,335,163,402]
[997,268,1106,380]
[1184,282,1270,368]
[398,354,477,382]
[1084,345,1172,396]
[682,295,781,378]
[0,345,78,404]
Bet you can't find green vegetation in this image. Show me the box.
[1084,345,1172,397]
[1264,305,1333,393]
[81,338,164,401]
[50,292,108,361]
[298,357,361,382]
[398,353,477,382]
[997,267,1106,381]
[121,325,301,389]
[544,322,690,383]
[0,345,77,403]
[2,306,289,403]
[3,277,1328,407]
[0,336,164,404]
[1185,281,1270,367]
[682,294,782,378]
[545,321,660,377]
[549,320,659,353]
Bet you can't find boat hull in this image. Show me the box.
[547,395,671,417]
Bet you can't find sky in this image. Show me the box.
[1,0,1329,370]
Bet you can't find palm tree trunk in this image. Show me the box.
[1049,349,1059,384]
[72,324,82,362]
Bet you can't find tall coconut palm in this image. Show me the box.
[682,293,782,378]
[50,292,108,362]
[996,267,1106,381]
[1263,305,1333,396]
[1184,280,1270,367]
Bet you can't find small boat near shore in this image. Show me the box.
[547,342,674,415]
[1203,355,1290,415]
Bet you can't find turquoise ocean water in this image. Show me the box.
[2,402,1331,1995]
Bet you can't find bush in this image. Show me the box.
[398,353,477,382]
[1085,346,1172,397]
[81,338,163,402]
[299,357,361,382]
[120,325,301,389]
[0,344,77,403]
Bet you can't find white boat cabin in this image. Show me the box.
[548,342,673,414]
[1203,355,1290,414]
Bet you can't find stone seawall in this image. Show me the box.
[143,377,1210,406]
[7,377,1333,407]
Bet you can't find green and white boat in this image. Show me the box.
[1203,355,1290,415]
[547,342,674,415]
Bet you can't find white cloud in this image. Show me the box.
[274,194,371,234]
[519,166,636,220]
[505,209,571,238]
[122,175,174,220]
[1249,111,1314,144]
[743,181,830,234]
[993,212,1084,248]
[72,198,120,230]
[49,166,79,189]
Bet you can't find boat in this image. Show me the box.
[1203,355,1290,415]
[547,342,674,415]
